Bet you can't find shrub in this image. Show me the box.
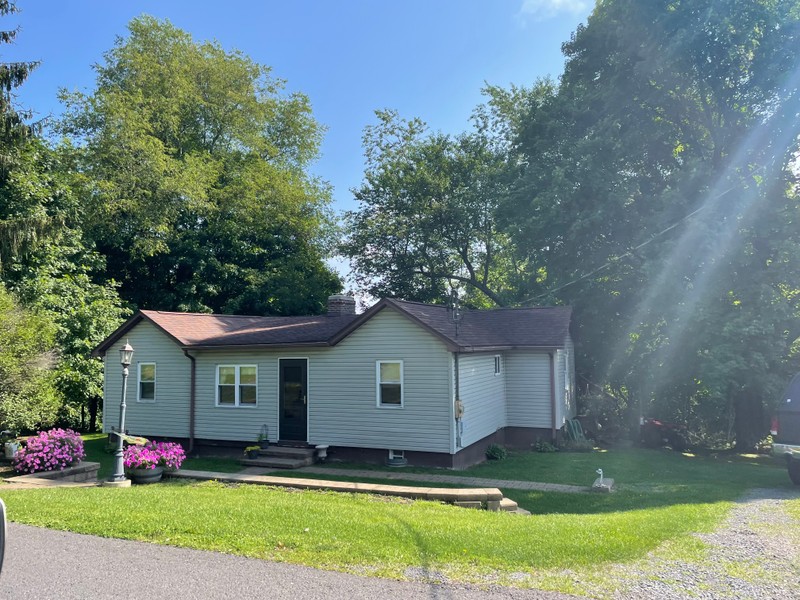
[485,443,508,461]
[533,440,558,453]
[12,428,85,474]
[123,441,185,471]
[559,438,595,452]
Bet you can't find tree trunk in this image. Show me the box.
[88,396,99,433]
[733,390,765,451]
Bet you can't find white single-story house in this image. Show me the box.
[94,295,575,468]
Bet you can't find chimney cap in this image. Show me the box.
[327,294,356,316]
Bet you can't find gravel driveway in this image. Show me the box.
[611,487,800,599]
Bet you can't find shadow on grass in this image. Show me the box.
[293,447,796,516]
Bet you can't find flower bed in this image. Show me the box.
[13,428,86,474]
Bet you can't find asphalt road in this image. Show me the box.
[0,524,581,600]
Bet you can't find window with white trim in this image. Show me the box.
[494,355,502,376]
[377,360,403,407]
[217,365,257,407]
[138,363,156,402]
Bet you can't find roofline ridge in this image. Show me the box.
[385,298,570,313]
[384,298,446,308]
[474,305,571,312]
[143,309,267,318]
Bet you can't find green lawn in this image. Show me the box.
[0,478,728,588]
[0,445,793,593]
[314,447,786,489]
[270,448,790,515]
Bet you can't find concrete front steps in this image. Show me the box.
[239,445,315,469]
[497,497,530,515]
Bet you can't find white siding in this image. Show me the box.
[457,353,506,447]
[194,350,281,442]
[103,321,191,437]
[109,308,454,453]
[505,351,552,428]
[102,308,568,453]
[308,309,452,452]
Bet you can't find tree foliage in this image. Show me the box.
[60,16,340,315]
[342,87,551,307]
[507,0,800,447]
[344,0,800,447]
[0,284,59,431]
[0,0,39,167]
[0,138,129,431]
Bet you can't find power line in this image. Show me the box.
[515,164,768,306]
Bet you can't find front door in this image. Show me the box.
[279,359,308,442]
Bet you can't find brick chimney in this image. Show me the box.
[327,294,356,316]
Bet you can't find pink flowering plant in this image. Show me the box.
[123,441,185,471]
[13,428,85,474]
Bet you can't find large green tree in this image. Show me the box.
[0,284,59,432]
[60,16,340,315]
[509,0,800,447]
[0,0,38,164]
[0,139,129,431]
[0,1,65,431]
[343,87,549,306]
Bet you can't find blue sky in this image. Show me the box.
[6,1,592,210]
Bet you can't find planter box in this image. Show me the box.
[6,462,101,485]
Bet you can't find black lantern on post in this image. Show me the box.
[109,340,134,484]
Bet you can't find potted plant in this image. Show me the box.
[244,445,260,459]
[1,431,19,459]
[124,441,186,484]
[257,425,269,449]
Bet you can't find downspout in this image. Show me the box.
[183,349,196,454]
[549,351,557,443]
[454,351,462,448]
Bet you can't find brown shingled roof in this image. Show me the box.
[384,299,572,349]
[93,299,571,356]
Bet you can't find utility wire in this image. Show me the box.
[515,163,770,306]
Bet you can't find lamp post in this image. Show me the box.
[110,341,134,483]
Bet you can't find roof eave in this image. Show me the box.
[182,341,331,351]
[91,310,190,358]
[91,312,144,358]
[455,344,563,353]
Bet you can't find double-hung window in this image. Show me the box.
[138,363,156,402]
[217,365,257,407]
[376,360,403,407]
